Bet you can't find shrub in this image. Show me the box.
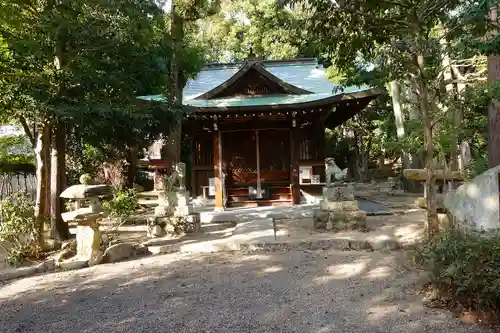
[102,189,138,218]
[414,230,500,312]
[0,192,39,266]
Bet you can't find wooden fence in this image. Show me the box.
[0,173,36,201]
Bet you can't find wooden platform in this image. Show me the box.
[226,183,292,208]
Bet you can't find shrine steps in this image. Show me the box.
[226,183,292,208]
[227,199,292,208]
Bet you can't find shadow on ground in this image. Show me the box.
[0,247,491,333]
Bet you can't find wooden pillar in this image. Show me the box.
[213,130,224,210]
[318,122,326,161]
[190,135,197,197]
[290,127,300,205]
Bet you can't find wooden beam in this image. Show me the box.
[403,169,464,181]
[213,130,224,210]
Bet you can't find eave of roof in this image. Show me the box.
[137,87,383,112]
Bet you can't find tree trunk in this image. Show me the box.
[438,21,459,171]
[390,80,409,167]
[43,124,51,221]
[125,147,138,189]
[165,2,185,165]
[50,121,71,240]
[488,5,500,168]
[488,54,500,168]
[34,122,50,247]
[403,80,424,192]
[417,51,439,238]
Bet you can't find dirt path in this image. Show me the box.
[0,249,491,333]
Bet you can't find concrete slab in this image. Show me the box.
[232,218,275,243]
[357,198,392,215]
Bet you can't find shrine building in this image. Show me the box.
[139,57,382,210]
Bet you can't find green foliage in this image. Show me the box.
[325,93,398,181]
[66,142,108,185]
[0,0,204,163]
[102,189,138,218]
[194,0,317,62]
[0,135,34,174]
[0,192,38,266]
[414,230,500,311]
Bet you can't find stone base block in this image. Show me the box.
[147,225,166,238]
[175,191,190,207]
[323,185,355,201]
[164,213,201,236]
[174,204,194,216]
[154,204,172,217]
[329,210,366,222]
[76,222,101,262]
[320,200,359,211]
[314,209,367,231]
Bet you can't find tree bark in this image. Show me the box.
[50,121,71,240]
[488,54,500,168]
[43,123,51,221]
[165,1,185,165]
[390,80,409,167]
[417,50,439,238]
[34,122,50,247]
[438,21,459,171]
[488,5,500,168]
[18,116,35,147]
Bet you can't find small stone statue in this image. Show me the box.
[325,157,348,187]
[175,162,186,191]
[165,162,186,192]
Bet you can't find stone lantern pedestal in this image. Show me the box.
[313,183,367,231]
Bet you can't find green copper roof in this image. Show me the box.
[182,58,338,100]
[137,58,380,109]
[138,86,374,109]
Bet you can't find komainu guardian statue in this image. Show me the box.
[325,157,348,187]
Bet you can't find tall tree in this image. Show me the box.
[0,0,194,240]
[284,0,493,237]
[194,0,317,62]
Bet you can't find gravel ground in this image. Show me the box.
[0,249,492,333]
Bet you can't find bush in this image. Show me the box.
[102,189,138,218]
[0,192,39,266]
[414,230,500,312]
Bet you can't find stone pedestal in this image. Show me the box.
[168,190,200,235]
[75,213,103,266]
[314,184,366,231]
[173,190,193,216]
[154,191,172,217]
[149,190,200,237]
[164,213,201,235]
[147,217,166,238]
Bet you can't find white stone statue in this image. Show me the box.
[325,157,348,187]
[165,162,186,192]
[175,162,186,191]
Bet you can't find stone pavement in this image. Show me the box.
[144,210,426,255]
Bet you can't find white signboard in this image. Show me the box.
[299,166,312,183]
[208,178,215,196]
